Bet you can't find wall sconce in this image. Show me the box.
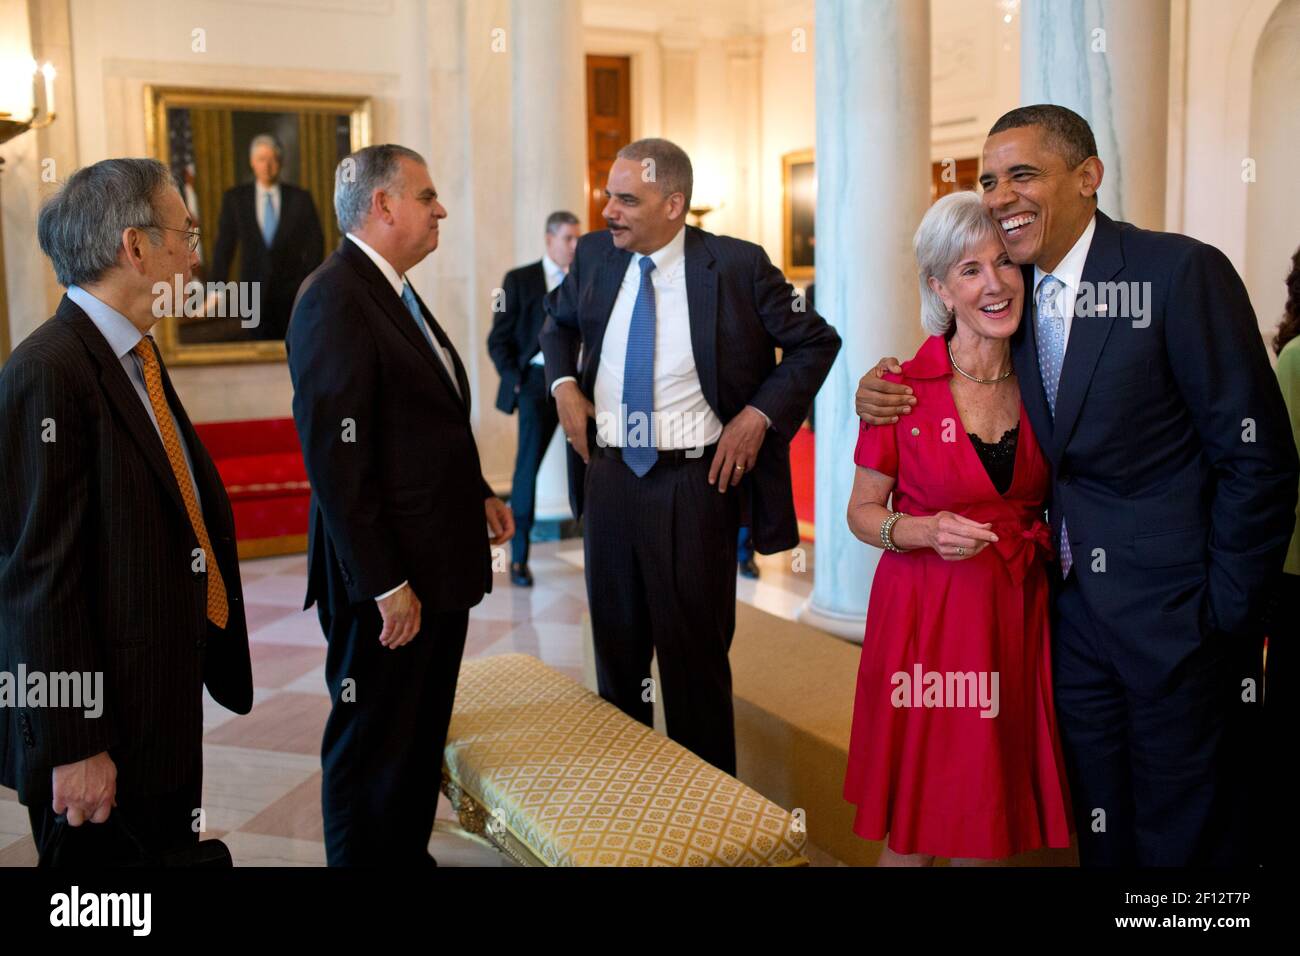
[0,57,59,363]
[1,57,57,144]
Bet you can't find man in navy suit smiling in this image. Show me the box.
[857,106,1297,866]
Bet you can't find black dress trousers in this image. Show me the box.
[318,596,469,866]
[582,447,742,776]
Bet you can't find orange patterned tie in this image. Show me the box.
[132,338,229,629]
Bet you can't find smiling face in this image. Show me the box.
[929,231,1025,342]
[601,156,686,254]
[979,125,1102,273]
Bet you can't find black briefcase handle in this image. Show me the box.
[45,812,233,868]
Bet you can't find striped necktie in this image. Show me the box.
[1035,274,1073,577]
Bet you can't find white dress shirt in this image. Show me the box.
[345,233,460,398]
[1033,213,1097,347]
[530,254,567,366]
[66,285,202,507]
[552,226,725,449]
[255,181,281,235]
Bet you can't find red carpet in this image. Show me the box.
[791,426,815,541]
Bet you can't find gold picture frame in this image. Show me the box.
[144,85,371,365]
[782,148,815,282]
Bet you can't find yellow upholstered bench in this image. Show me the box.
[441,653,809,867]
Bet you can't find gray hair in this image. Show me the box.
[249,133,284,160]
[616,137,693,207]
[545,210,579,234]
[333,143,426,234]
[913,190,1004,336]
[37,158,172,288]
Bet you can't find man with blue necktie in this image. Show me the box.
[209,134,324,341]
[541,138,840,775]
[287,144,513,865]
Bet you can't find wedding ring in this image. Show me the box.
[957,547,966,556]
[734,464,744,472]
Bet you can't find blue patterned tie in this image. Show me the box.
[401,281,435,350]
[262,192,278,246]
[402,281,459,398]
[621,256,658,477]
[1035,274,1073,576]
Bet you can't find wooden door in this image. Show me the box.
[586,55,632,231]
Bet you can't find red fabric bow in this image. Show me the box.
[989,519,1053,586]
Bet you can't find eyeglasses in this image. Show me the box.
[135,223,201,252]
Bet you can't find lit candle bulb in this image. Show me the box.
[40,62,56,116]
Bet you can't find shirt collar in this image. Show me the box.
[1034,213,1096,295]
[66,285,146,361]
[255,181,281,197]
[900,333,955,381]
[634,225,686,277]
[542,253,566,278]
[346,233,406,298]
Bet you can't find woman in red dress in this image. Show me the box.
[844,191,1072,864]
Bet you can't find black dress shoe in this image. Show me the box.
[738,557,760,579]
[510,563,534,587]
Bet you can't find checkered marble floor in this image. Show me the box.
[0,540,816,866]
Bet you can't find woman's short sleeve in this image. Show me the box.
[853,418,898,477]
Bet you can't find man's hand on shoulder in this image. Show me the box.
[52,751,116,826]
[856,357,915,424]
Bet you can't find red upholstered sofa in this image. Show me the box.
[193,418,310,558]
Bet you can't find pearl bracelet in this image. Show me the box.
[880,511,906,553]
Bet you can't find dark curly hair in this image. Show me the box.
[1276,245,1300,356]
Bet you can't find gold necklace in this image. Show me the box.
[947,341,1014,385]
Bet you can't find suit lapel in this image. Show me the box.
[1048,212,1123,460]
[1012,263,1053,453]
[684,227,719,411]
[156,346,230,534]
[339,240,464,406]
[411,287,471,417]
[244,184,270,255]
[581,241,632,391]
[59,300,188,518]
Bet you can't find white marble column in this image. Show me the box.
[1020,0,1170,229]
[510,0,586,521]
[800,0,931,641]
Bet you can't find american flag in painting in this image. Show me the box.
[166,108,204,264]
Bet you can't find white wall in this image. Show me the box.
[758,0,1021,275]
[4,0,522,484]
[1179,0,1295,349]
[1245,0,1300,347]
[0,0,44,355]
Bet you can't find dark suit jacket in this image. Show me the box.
[1012,210,1299,691]
[540,225,841,554]
[287,239,494,614]
[209,181,325,340]
[487,260,548,413]
[0,297,253,804]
